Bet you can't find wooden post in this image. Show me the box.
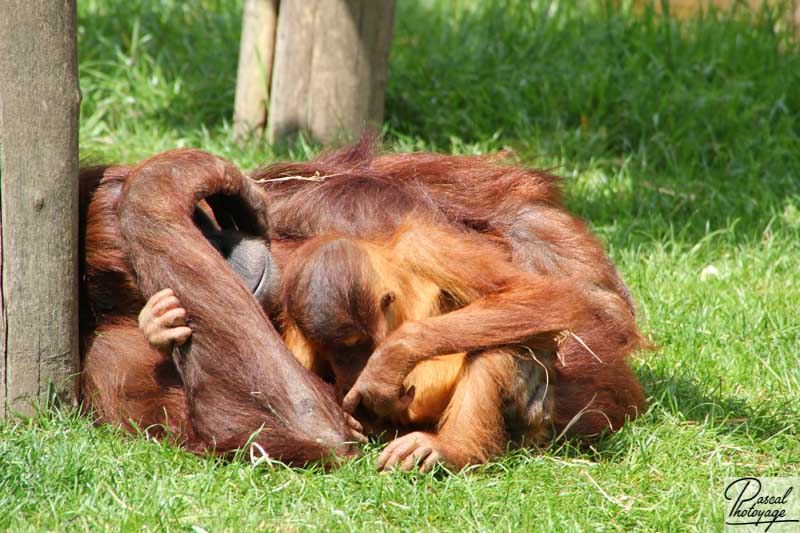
[267,0,395,144]
[0,0,81,417]
[232,0,280,142]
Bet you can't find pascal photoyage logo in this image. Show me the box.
[724,477,800,532]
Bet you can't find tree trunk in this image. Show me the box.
[267,0,395,144]
[232,0,280,142]
[0,0,81,417]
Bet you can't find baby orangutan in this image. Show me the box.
[277,222,559,472]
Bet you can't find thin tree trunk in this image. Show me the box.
[267,0,395,144]
[0,0,81,417]
[233,0,280,142]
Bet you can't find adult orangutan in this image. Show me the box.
[137,142,647,471]
[79,149,361,464]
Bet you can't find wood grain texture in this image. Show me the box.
[0,0,81,417]
[232,0,279,141]
[267,0,395,144]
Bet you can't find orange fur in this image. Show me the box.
[279,220,563,467]
[399,353,466,425]
[262,143,648,469]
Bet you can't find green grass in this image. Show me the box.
[2,0,799,530]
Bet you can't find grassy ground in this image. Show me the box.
[2,0,799,530]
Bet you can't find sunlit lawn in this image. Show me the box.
[1,1,798,530]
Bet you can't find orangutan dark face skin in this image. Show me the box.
[193,206,279,309]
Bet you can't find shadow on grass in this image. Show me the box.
[637,365,798,440]
[386,0,800,246]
